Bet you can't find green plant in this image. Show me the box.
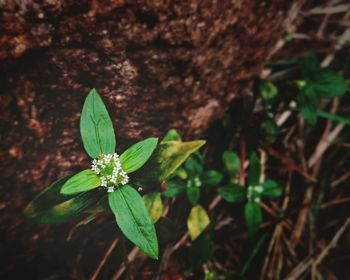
[161,130,222,240]
[258,51,348,125]
[24,89,205,260]
[219,151,282,237]
[295,51,348,124]
[163,132,223,206]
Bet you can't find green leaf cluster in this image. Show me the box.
[296,51,348,124]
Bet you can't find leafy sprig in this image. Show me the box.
[219,151,282,237]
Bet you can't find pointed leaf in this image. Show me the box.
[218,184,245,203]
[299,50,319,75]
[317,111,350,125]
[187,205,210,241]
[261,180,282,199]
[297,86,318,125]
[143,192,163,224]
[201,170,223,185]
[120,137,158,173]
[80,89,116,158]
[245,202,262,237]
[162,129,181,141]
[311,70,348,98]
[222,151,240,178]
[159,140,205,181]
[60,169,101,194]
[173,166,188,180]
[184,156,203,177]
[248,152,260,186]
[189,224,214,266]
[259,118,278,145]
[136,140,206,183]
[24,176,100,224]
[108,185,158,259]
[163,181,186,197]
[187,186,200,205]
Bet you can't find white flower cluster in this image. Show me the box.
[91,153,129,192]
[247,185,263,203]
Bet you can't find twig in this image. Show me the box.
[283,255,314,280]
[308,123,344,168]
[311,218,350,280]
[321,197,350,209]
[112,247,142,280]
[90,238,118,280]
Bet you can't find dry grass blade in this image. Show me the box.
[311,218,350,280]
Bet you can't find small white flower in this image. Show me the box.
[91,152,129,192]
[254,185,263,193]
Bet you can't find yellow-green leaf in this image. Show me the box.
[187,205,210,241]
[135,140,206,183]
[24,176,100,224]
[143,192,163,223]
[158,140,206,181]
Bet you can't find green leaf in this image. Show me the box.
[317,111,350,125]
[218,184,245,203]
[162,129,182,141]
[187,205,210,241]
[184,156,203,177]
[311,70,348,98]
[189,224,214,267]
[120,137,158,173]
[299,50,319,75]
[143,192,163,224]
[260,81,278,108]
[108,185,158,259]
[245,202,262,237]
[137,140,206,183]
[60,169,101,194]
[248,152,260,186]
[163,181,186,197]
[24,176,100,224]
[187,186,200,205]
[201,170,223,185]
[261,180,282,199]
[173,166,188,180]
[259,118,278,145]
[222,151,240,178]
[297,86,318,124]
[80,89,116,158]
